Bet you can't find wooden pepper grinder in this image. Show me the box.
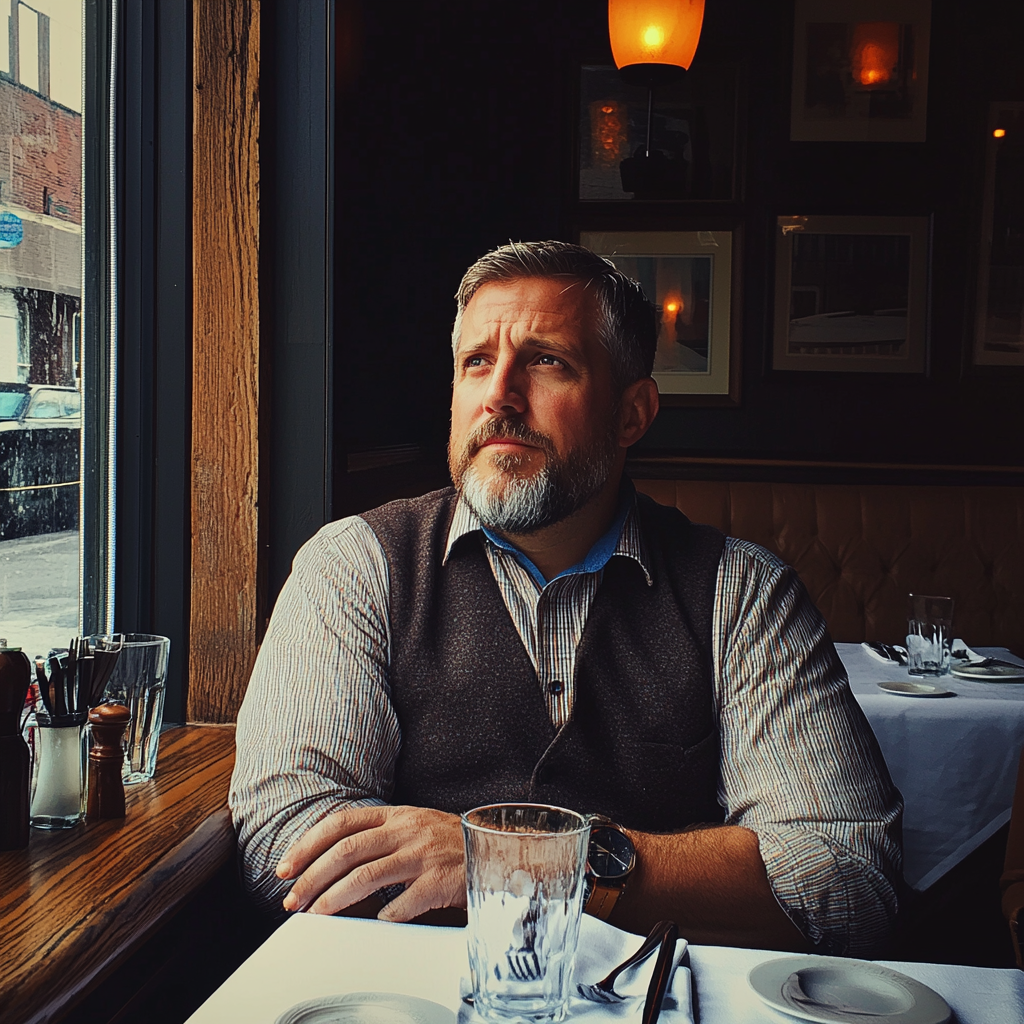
[87,703,131,822]
[0,640,31,849]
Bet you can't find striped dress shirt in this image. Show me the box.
[230,492,903,956]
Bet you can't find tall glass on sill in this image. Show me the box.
[91,634,170,782]
[462,803,589,1024]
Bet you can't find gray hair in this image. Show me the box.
[452,240,657,391]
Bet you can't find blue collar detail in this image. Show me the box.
[481,485,634,588]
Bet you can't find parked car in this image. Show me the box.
[0,381,30,422]
[0,383,80,540]
[0,384,82,431]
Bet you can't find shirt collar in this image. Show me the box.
[444,480,653,587]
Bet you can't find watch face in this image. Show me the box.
[587,825,635,881]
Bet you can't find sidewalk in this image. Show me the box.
[0,530,79,656]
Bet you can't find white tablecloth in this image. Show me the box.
[186,913,1024,1024]
[838,642,1024,890]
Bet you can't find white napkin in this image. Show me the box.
[951,639,984,662]
[860,642,904,666]
[458,915,693,1022]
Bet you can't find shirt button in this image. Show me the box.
[548,680,564,695]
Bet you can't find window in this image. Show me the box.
[0,0,86,659]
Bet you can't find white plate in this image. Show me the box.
[275,992,456,1024]
[951,663,1024,682]
[748,956,951,1024]
[877,681,954,698]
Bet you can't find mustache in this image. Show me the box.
[464,417,554,459]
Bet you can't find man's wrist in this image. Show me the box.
[583,816,636,920]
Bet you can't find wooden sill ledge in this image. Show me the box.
[0,724,237,1024]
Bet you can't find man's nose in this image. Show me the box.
[482,356,526,415]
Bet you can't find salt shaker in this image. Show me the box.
[0,640,31,849]
[87,703,131,822]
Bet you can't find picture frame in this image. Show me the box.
[790,0,932,143]
[973,101,1024,368]
[577,63,742,202]
[580,229,741,406]
[772,215,930,374]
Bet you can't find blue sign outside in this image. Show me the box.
[0,212,23,248]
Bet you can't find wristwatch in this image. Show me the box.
[583,815,636,920]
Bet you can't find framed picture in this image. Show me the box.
[577,64,741,202]
[790,0,931,143]
[580,229,741,406]
[773,215,930,374]
[973,102,1024,367]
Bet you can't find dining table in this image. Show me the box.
[186,911,1024,1024]
[837,642,1024,890]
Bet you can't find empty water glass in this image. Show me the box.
[92,634,170,782]
[462,803,589,1023]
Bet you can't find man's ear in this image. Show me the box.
[617,377,659,448]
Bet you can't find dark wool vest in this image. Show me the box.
[359,486,726,832]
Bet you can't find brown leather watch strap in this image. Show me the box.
[585,881,624,920]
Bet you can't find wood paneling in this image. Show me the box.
[0,725,236,1024]
[190,0,261,722]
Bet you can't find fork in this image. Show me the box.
[505,898,542,982]
[576,920,675,1003]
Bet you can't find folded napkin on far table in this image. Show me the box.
[459,914,693,1022]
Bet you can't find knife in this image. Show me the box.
[641,920,679,1024]
[681,945,700,1024]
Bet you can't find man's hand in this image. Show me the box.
[276,805,466,921]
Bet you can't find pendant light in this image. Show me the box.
[608,0,705,88]
[608,0,705,198]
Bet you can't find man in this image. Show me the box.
[231,241,901,956]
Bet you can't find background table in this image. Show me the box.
[185,913,1024,1024]
[838,642,1024,890]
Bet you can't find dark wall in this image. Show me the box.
[333,0,1024,484]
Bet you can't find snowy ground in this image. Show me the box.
[0,531,79,657]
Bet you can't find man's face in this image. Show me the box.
[449,276,621,534]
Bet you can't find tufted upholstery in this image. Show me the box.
[634,479,1024,654]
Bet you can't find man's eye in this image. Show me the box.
[536,355,564,367]
[464,356,486,368]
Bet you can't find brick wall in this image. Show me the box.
[0,77,81,224]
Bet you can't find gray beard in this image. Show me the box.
[456,435,618,535]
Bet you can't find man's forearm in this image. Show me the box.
[610,824,809,950]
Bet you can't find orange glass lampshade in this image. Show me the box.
[851,22,900,89]
[609,0,705,74]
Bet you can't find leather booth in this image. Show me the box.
[633,479,1024,655]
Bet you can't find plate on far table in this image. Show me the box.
[877,681,955,698]
[275,993,456,1024]
[951,663,1024,682]
[748,956,951,1024]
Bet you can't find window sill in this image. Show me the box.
[0,724,236,1024]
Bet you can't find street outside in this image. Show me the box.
[0,530,78,657]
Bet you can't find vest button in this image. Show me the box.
[548,680,564,694]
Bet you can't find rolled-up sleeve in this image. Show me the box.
[714,538,903,956]
[229,517,400,914]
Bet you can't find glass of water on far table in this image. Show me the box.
[92,633,170,782]
[906,595,954,677]
[462,803,589,1023]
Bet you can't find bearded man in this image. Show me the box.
[230,241,901,956]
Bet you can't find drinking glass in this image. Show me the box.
[906,595,954,677]
[92,634,170,782]
[462,803,589,1024]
